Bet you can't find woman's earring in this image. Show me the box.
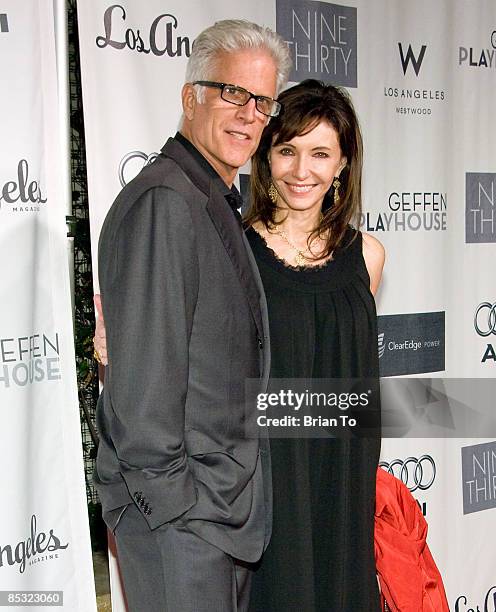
[332,177,341,205]
[268,183,278,203]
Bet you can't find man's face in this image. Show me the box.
[181,49,277,186]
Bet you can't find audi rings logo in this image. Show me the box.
[474,302,496,337]
[119,151,159,187]
[379,455,436,492]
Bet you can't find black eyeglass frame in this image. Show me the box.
[192,80,281,118]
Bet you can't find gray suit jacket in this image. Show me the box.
[94,137,272,562]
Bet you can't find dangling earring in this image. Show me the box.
[268,183,278,203]
[332,177,341,205]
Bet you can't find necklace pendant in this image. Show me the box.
[295,252,305,266]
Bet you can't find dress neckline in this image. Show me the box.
[246,226,334,273]
[245,225,367,292]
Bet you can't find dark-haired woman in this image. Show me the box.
[245,80,384,612]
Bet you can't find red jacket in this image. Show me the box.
[375,468,450,612]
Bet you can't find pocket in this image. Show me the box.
[186,429,245,468]
[103,503,131,535]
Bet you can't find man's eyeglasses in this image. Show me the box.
[192,81,281,118]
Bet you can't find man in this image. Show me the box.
[94,19,290,612]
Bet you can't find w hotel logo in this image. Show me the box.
[0,14,9,33]
[466,172,496,243]
[398,43,427,76]
[276,0,357,87]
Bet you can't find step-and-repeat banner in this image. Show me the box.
[0,2,96,610]
[77,1,496,609]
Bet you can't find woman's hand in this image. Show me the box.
[93,294,108,366]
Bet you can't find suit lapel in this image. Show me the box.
[206,186,264,341]
[242,231,271,389]
[161,138,264,341]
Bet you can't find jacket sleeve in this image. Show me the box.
[102,186,199,529]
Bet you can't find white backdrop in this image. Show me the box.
[0,1,96,610]
[77,1,496,610]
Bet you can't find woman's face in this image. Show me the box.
[269,120,346,214]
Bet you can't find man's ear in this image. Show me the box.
[181,83,197,120]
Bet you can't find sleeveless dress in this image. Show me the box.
[246,226,381,612]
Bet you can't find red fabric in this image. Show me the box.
[375,467,450,612]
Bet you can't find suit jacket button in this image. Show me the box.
[257,336,263,349]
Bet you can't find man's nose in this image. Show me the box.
[235,98,258,123]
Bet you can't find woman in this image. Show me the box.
[244,79,384,611]
[94,80,385,611]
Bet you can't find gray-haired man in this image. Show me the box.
[94,19,290,612]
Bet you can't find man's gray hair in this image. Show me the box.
[185,19,291,101]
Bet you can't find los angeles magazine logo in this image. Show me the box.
[96,4,192,58]
[0,515,68,574]
[0,159,47,213]
[454,585,496,612]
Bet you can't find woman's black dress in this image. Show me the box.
[246,226,381,612]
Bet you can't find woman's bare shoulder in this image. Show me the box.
[361,232,385,295]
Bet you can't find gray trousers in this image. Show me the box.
[113,504,253,612]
